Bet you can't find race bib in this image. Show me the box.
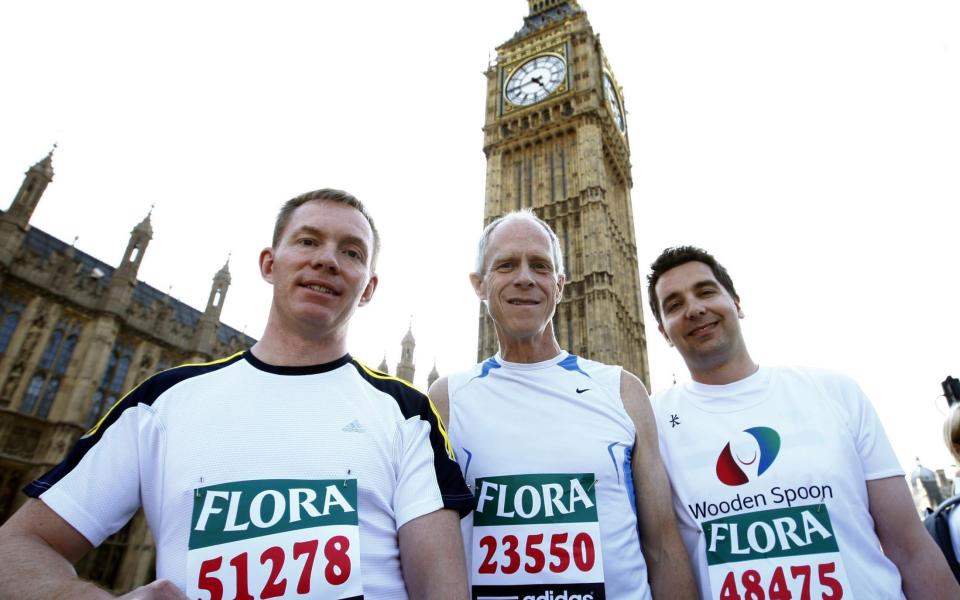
[470,473,605,600]
[187,479,363,600]
[704,503,853,600]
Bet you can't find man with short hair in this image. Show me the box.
[647,245,959,599]
[0,189,473,599]
[431,211,696,600]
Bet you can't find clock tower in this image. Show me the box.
[479,0,650,385]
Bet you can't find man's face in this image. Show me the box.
[260,200,377,337]
[470,219,564,342]
[654,261,745,374]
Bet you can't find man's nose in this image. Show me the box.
[310,243,340,273]
[513,262,535,286]
[685,298,707,318]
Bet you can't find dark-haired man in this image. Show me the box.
[431,212,696,600]
[0,189,473,599]
[647,245,958,599]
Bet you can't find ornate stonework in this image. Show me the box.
[478,1,650,384]
[0,150,254,592]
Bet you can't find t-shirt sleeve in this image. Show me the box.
[827,372,904,480]
[23,402,152,546]
[393,392,474,524]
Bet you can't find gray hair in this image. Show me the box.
[474,210,565,277]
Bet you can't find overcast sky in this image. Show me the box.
[1,1,958,472]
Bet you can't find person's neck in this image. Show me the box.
[251,318,348,367]
[690,352,759,386]
[498,330,563,364]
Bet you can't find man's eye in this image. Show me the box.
[297,238,315,246]
[664,302,681,313]
[344,249,362,260]
[495,262,513,271]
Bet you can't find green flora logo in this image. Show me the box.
[189,479,358,550]
[704,503,838,566]
[474,473,597,527]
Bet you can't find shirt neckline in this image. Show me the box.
[244,351,352,375]
[493,350,569,371]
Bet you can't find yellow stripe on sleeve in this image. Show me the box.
[355,359,456,460]
[82,351,245,439]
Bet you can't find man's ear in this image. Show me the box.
[555,274,565,303]
[658,323,674,347]
[358,273,378,307]
[259,248,275,283]
[735,294,744,318]
[469,272,485,301]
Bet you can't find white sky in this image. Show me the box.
[1,1,958,473]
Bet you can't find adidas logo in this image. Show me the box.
[342,420,366,433]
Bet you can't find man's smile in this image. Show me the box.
[301,280,341,296]
[687,321,718,337]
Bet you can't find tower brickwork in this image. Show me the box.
[395,325,416,384]
[478,1,649,385]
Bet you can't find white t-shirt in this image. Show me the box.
[26,351,473,599]
[447,352,651,600]
[654,367,905,600]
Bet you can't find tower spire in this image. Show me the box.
[396,319,416,384]
[4,147,56,227]
[115,208,153,280]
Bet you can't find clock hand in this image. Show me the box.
[530,75,546,88]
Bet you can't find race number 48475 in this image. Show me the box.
[718,562,843,600]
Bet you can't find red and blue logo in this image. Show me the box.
[716,426,781,486]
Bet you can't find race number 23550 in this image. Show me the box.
[477,531,597,576]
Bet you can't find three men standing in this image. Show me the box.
[647,245,959,599]
[431,212,696,599]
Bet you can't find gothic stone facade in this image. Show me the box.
[478,0,650,385]
[0,150,255,592]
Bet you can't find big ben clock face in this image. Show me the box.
[504,54,567,107]
[603,73,626,133]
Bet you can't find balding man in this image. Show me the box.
[430,211,695,600]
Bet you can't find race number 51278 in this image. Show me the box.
[196,535,351,600]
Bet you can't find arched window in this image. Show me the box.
[19,321,81,418]
[0,311,21,354]
[86,342,134,428]
[19,374,45,415]
[0,295,25,356]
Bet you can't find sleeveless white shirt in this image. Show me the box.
[448,352,652,600]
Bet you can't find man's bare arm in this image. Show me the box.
[0,499,186,600]
[621,371,698,599]
[398,508,468,600]
[428,376,450,427]
[867,476,960,599]
[0,499,108,600]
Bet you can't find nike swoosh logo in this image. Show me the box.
[576,388,590,394]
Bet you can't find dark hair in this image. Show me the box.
[272,189,380,267]
[647,246,738,325]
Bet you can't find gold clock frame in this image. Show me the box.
[602,70,627,135]
[499,43,571,116]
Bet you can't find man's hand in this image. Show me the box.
[117,580,188,600]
